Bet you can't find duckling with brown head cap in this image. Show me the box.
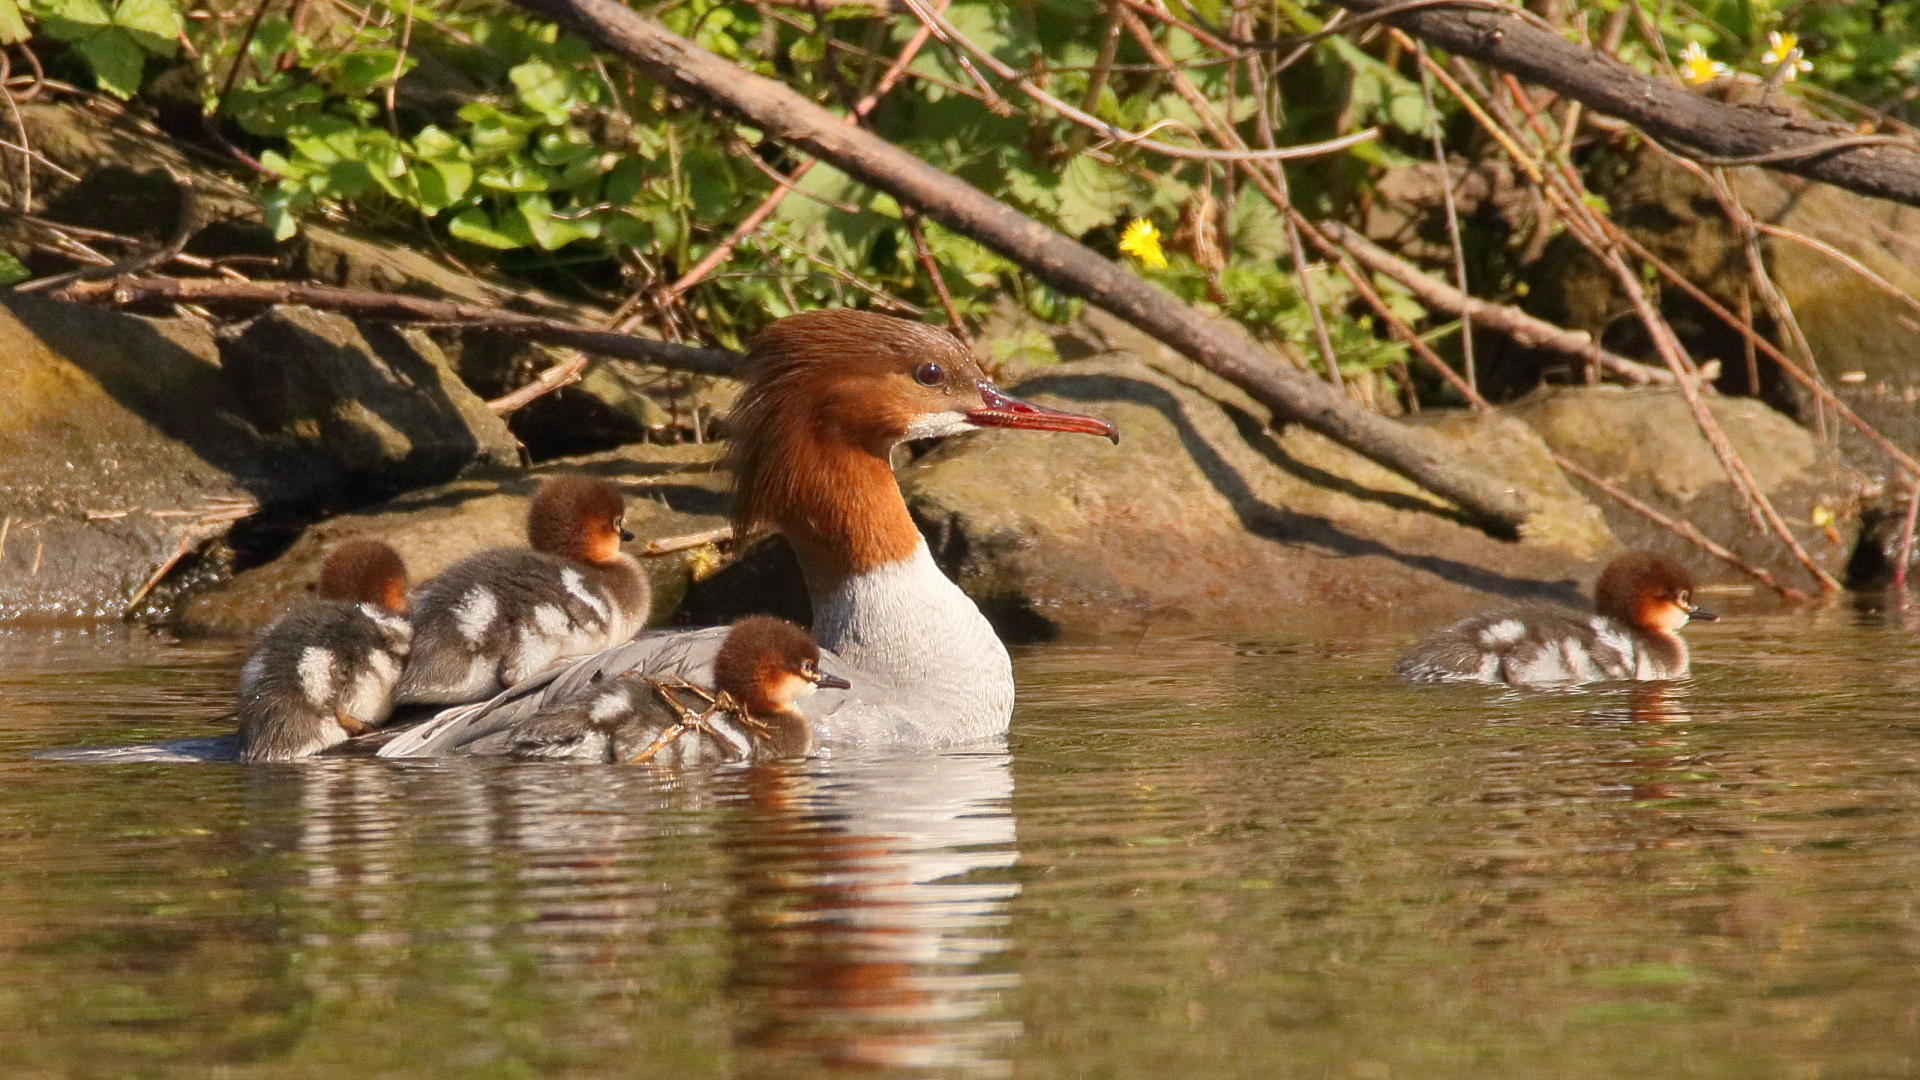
[1394,551,1717,686]
[235,539,413,761]
[394,476,650,706]
[494,616,848,764]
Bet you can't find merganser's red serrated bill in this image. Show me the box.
[966,383,1119,443]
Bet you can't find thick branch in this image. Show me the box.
[54,275,740,376]
[507,0,1531,535]
[1336,0,1920,210]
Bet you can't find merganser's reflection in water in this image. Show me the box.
[264,753,1020,1078]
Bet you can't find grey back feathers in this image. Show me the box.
[393,548,648,705]
[1393,603,1688,686]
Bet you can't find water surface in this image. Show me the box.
[1,608,1917,1078]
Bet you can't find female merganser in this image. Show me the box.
[486,616,850,764]
[234,539,413,761]
[393,475,649,706]
[1393,550,1717,686]
[379,309,1117,757]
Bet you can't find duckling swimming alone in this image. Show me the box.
[492,616,849,764]
[235,539,413,762]
[394,476,650,706]
[1394,551,1717,686]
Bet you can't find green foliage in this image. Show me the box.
[24,0,179,97]
[4,0,1913,389]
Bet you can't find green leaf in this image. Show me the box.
[0,247,29,285]
[75,27,145,97]
[33,0,111,37]
[509,58,575,124]
[1053,156,1131,235]
[416,159,472,209]
[517,192,595,250]
[0,0,31,44]
[449,206,530,249]
[111,0,179,53]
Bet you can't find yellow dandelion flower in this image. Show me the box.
[1118,218,1167,270]
[1762,30,1813,80]
[1678,42,1728,85]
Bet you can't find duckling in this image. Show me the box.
[1394,550,1718,686]
[394,476,650,706]
[498,616,849,764]
[235,539,413,762]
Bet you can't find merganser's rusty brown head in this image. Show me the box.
[713,615,851,719]
[1595,551,1717,634]
[727,310,1117,581]
[318,538,410,615]
[527,476,635,565]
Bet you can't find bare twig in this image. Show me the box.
[661,0,945,302]
[903,208,967,340]
[1549,451,1810,601]
[1319,222,1676,386]
[57,274,742,375]
[487,349,590,414]
[16,175,203,293]
[1897,483,1920,594]
[1749,221,1920,323]
[641,526,734,557]
[1335,0,1920,209]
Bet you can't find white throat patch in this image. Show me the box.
[901,410,977,441]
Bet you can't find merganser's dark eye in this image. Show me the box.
[913,362,944,387]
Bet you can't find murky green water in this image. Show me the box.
[2,606,1918,1079]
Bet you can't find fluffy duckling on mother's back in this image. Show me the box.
[494,616,849,765]
[394,475,650,706]
[235,539,413,762]
[1394,551,1716,686]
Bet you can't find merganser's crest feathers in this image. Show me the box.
[728,311,983,581]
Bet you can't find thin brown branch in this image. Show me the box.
[55,275,742,376]
[1897,483,1920,594]
[488,349,590,414]
[1319,222,1675,386]
[1549,451,1810,601]
[662,0,944,302]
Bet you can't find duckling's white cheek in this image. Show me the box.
[902,411,975,441]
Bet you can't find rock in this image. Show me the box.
[0,294,520,620]
[1507,385,1858,589]
[0,296,255,619]
[219,306,519,499]
[897,354,1614,639]
[450,333,742,460]
[1521,142,1920,484]
[177,444,730,636]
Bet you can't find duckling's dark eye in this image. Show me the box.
[913,362,944,387]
